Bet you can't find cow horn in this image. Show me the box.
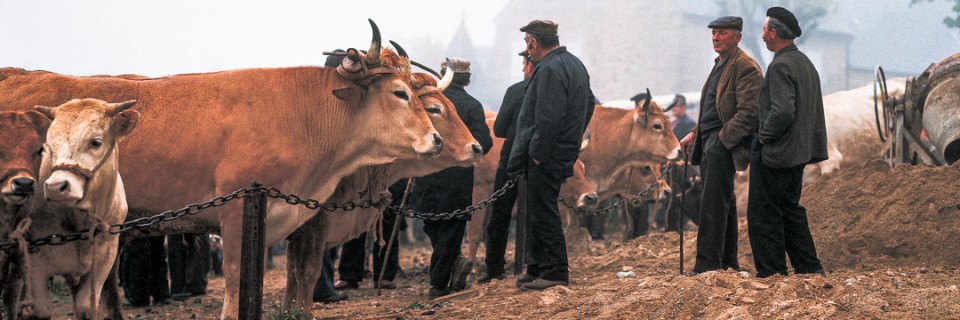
[410,60,441,79]
[641,88,652,112]
[106,100,137,116]
[364,19,382,66]
[389,40,413,75]
[437,58,454,91]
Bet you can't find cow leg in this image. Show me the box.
[218,209,243,320]
[25,267,53,320]
[465,210,486,264]
[73,241,117,320]
[99,252,123,320]
[284,227,324,312]
[1,258,23,320]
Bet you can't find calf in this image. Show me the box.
[24,99,138,320]
[0,111,50,320]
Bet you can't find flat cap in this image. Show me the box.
[708,16,743,31]
[518,50,529,57]
[441,57,471,74]
[324,49,345,68]
[520,19,558,37]
[669,94,688,108]
[767,7,801,37]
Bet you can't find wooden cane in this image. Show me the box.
[376,178,415,296]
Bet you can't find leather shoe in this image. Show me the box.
[428,287,449,298]
[477,272,506,284]
[333,280,360,290]
[449,256,473,292]
[376,280,397,289]
[520,279,568,291]
[515,273,537,288]
[314,292,348,304]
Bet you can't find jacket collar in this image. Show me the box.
[774,44,798,57]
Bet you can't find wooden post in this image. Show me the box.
[513,178,527,276]
[239,182,266,320]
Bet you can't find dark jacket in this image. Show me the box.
[691,47,762,171]
[407,84,492,219]
[507,47,594,179]
[672,115,696,140]
[494,80,526,168]
[757,44,828,168]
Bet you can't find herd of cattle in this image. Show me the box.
[0,21,897,319]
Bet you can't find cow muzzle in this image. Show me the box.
[1,174,36,205]
[44,170,85,205]
[415,132,443,159]
[667,147,682,160]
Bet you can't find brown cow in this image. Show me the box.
[465,117,598,264]
[591,162,670,239]
[284,66,483,311]
[0,24,442,319]
[24,99,138,320]
[0,110,50,320]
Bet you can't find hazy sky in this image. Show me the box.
[0,0,509,77]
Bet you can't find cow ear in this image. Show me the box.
[112,110,140,137]
[333,86,364,103]
[34,105,56,120]
[22,110,52,136]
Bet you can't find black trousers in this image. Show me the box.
[313,248,338,298]
[167,233,210,295]
[524,162,568,281]
[119,236,170,304]
[693,130,740,273]
[747,138,824,277]
[423,218,466,289]
[337,212,402,283]
[338,235,366,283]
[484,166,519,274]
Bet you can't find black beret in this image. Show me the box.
[630,92,651,104]
[324,49,345,68]
[520,19,558,37]
[518,50,529,57]
[767,7,801,37]
[707,16,743,31]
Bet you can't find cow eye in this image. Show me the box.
[652,124,663,131]
[642,166,653,174]
[90,138,103,148]
[426,105,442,115]
[393,90,409,101]
[35,147,44,157]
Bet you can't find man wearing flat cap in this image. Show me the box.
[479,50,536,284]
[508,19,594,290]
[748,6,827,278]
[409,57,493,297]
[678,15,762,275]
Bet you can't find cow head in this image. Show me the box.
[411,72,483,163]
[35,99,138,210]
[628,90,681,162]
[0,111,50,206]
[608,163,668,204]
[561,160,598,209]
[331,20,442,160]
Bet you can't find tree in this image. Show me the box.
[714,0,838,66]
[911,0,960,29]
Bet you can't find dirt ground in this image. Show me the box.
[51,160,960,319]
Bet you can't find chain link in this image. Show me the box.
[577,164,674,216]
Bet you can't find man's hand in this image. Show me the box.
[679,132,695,155]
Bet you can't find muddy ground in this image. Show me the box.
[50,161,960,319]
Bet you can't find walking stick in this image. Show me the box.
[377,178,415,296]
[679,152,690,275]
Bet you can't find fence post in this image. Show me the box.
[513,178,527,276]
[239,182,266,320]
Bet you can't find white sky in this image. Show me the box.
[0,0,509,77]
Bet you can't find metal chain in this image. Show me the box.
[577,164,675,216]
[392,176,521,221]
[0,185,393,254]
